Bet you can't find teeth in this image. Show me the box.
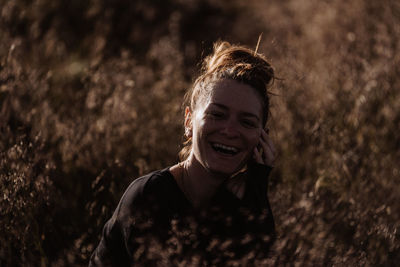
[212,143,238,153]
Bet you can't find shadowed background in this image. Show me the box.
[1,0,399,265]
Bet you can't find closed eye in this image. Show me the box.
[206,110,225,119]
[241,119,258,128]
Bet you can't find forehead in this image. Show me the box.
[202,79,263,117]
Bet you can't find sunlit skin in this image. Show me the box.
[170,79,276,208]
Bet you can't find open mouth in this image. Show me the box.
[211,143,239,156]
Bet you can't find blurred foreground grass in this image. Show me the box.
[1,0,399,265]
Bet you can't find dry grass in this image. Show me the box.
[1,0,399,265]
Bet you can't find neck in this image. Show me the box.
[182,154,228,208]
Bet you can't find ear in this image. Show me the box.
[184,106,193,137]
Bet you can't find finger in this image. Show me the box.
[253,147,263,164]
[259,138,275,166]
[261,130,276,155]
[263,147,275,166]
[260,131,276,166]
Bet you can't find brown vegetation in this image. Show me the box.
[1,0,399,265]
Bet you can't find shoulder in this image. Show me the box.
[114,167,175,219]
[130,167,176,197]
[89,168,175,265]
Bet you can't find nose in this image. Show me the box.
[220,119,240,138]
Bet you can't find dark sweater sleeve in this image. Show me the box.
[247,162,275,236]
[89,176,150,267]
[89,215,130,266]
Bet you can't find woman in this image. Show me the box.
[90,41,277,266]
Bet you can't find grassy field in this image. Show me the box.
[1,0,399,265]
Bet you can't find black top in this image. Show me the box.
[89,164,275,266]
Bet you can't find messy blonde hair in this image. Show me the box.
[179,41,275,160]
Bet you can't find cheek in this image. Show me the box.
[192,119,210,148]
[194,115,217,136]
[246,131,262,150]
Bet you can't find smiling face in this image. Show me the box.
[186,79,264,176]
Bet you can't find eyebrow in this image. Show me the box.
[210,103,261,121]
